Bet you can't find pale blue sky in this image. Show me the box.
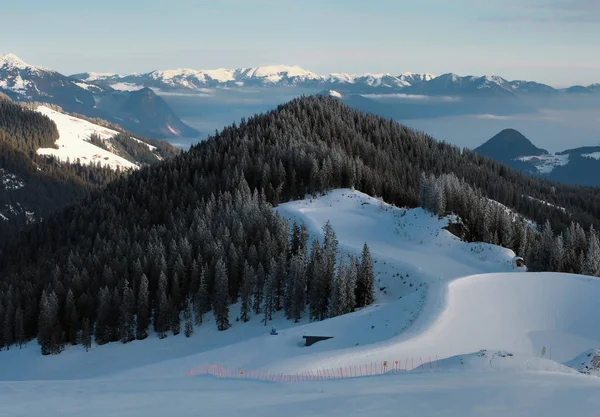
[2,0,599,86]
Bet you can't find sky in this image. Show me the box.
[1,0,599,86]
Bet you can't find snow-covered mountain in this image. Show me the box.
[77,65,598,98]
[74,66,438,93]
[402,73,558,97]
[0,54,199,139]
[1,189,599,416]
[0,53,104,111]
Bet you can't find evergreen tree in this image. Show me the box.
[119,280,136,343]
[154,272,170,338]
[136,274,150,340]
[194,268,210,325]
[184,298,194,338]
[213,258,230,331]
[344,256,358,313]
[80,317,92,352]
[95,287,111,345]
[240,261,254,322]
[14,305,24,349]
[583,228,600,277]
[288,253,307,322]
[357,243,375,307]
[551,234,565,272]
[38,290,61,355]
[253,263,265,315]
[63,289,78,345]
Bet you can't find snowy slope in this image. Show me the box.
[1,189,600,415]
[35,106,138,170]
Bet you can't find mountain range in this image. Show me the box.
[73,64,599,96]
[0,54,199,139]
[474,129,600,187]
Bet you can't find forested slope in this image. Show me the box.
[2,96,600,354]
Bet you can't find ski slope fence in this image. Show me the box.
[186,357,441,382]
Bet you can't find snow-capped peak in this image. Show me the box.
[0,53,31,70]
[82,72,119,81]
[399,72,436,82]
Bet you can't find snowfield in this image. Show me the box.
[1,189,599,416]
[35,106,138,170]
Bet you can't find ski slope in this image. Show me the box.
[36,106,139,170]
[0,189,599,416]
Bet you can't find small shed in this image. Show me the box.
[512,256,526,269]
[303,335,333,347]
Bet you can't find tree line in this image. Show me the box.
[420,172,600,275]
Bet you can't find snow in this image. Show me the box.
[582,152,600,160]
[517,153,570,174]
[242,65,320,80]
[0,53,31,70]
[108,82,145,91]
[565,348,600,376]
[0,168,25,190]
[73,81,95,91]
[526,195,568,214]
[131,136,157,151]
[79,72,118,81]
[1,189,600,415]
[35,106,138,170]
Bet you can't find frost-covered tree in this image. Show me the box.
[154,272,170,338]
[583,228,600,277]
[240,261,254,322]
[551,233,565,272]
[357,243,375,307]
[119,279,136,343]
[252,263,264,315]
[194,267,210,325]
[213,258,230,331]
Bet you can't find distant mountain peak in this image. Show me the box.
[474,129,548,162]
[0,53,29,69]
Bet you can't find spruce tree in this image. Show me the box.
[119,280,136,343]
[14,306,24,349]
[184,298,194,337]
[288,253,307,322]
[136,274,150,340]
[154,272,170,338]
[240,261,254,322]
[95,287,111,345]
[253,263,265,315]
[213,258,230,331]
[583,228,600,277]
[194,268,210,325]
[63,289,78,345]
[357,243,375,307]
[345,256,358,313]
[80,317,92,352]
